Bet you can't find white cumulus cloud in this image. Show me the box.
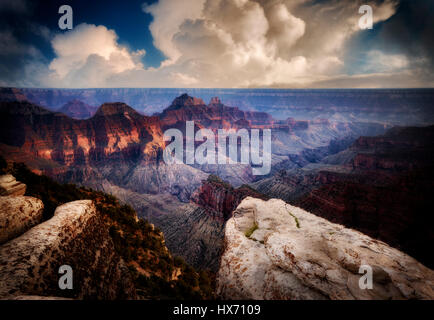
[45,23,142,87]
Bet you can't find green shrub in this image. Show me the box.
[245,222,258,238]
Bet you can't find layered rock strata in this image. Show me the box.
[0,174,26,196]
[0,200,136,299]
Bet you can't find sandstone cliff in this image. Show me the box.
[0,101,164,166]
[58,99,97,119]
[0,168,214,300]
[0,174,26,196]
[217,197,434,300]
[0,195,43,244]
[191,175,268,222]
[0,200,136,299]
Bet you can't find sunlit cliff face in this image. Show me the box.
[4,102,164,167]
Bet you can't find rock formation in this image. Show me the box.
[253,125,434,268]
[2,87,434,125]
[0,95,388,269]
[0,101,164,166]
[217,197,434,300]
[0,174,26,196]
[58,99,97,119]
[0,194,44,244]
[0,199,136,299]
[164,177,268,270]
[159,93,273,128]
[104,175,268,271]
[0,168,215,300]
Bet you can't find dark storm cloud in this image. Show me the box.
[378,0,434,57]
[376,0,434,79]
[0,0,53,86]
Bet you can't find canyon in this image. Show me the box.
[0,89,432,287]
[0,92,387,271]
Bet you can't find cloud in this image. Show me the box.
[139,0,403,87]
[363,50,409,72]
[45,23,143,87]
[306,70,434,89]
[144,0,205,66]
[0,29,47,87]
[265,3,305,54]
[169,72,199,85]
[3,0,433,88]
[371,0,434,83]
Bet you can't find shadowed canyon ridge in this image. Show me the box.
[0,88,433,299]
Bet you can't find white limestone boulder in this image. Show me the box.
[217,197,434,300]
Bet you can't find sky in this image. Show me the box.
[0,0,433,88]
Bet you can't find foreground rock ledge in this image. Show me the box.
[0,195,44,245]
[0,200,136,299]
[0,174,26,197]
[217,197,434,300]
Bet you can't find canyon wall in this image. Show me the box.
[0,178,136,299]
